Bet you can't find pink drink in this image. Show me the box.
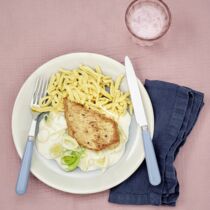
[125,0,171,45]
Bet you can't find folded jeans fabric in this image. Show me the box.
[109,80,204,206]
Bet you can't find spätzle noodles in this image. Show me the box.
[32,65,133,116]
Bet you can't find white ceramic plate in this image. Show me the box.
[12,53,154,194]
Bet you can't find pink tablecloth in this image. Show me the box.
[1,0,210,209]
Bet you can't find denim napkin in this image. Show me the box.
[109,80,204,206]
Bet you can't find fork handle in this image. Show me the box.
[16,137,34,195]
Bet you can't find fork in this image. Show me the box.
[16,76,48,195]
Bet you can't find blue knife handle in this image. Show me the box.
[16,137,34,195]
[141,126,161,186]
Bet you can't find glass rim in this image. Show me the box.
[125,0,172,41]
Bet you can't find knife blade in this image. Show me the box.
[125,56,161,186]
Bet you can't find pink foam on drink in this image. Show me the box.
[130,1,167,39]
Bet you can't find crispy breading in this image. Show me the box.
[64,99,119,151]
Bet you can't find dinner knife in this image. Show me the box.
[124,56,161,186]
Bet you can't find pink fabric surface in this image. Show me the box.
[0,0,210,209]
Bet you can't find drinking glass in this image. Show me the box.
[125,0,172,46]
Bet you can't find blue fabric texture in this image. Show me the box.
[109,80,204,206]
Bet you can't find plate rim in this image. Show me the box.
[12,52,154,194]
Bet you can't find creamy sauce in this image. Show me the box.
[36,112,67,159]
[36,111,131,171]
